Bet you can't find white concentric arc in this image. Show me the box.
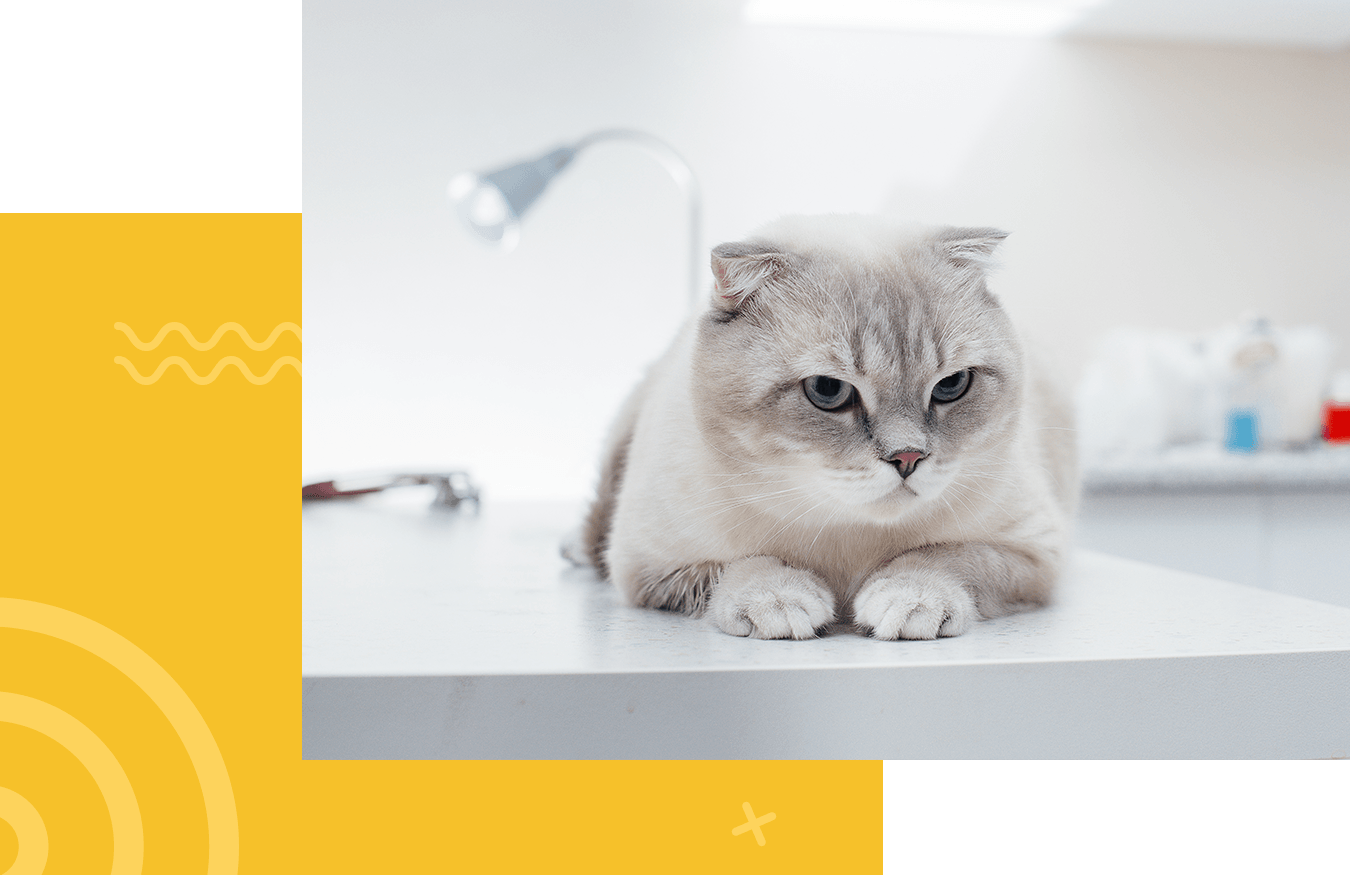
[0,599,239,875]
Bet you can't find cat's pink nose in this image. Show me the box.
[886,449,928,479]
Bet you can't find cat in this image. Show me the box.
[578,214,1077,640]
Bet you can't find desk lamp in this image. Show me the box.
[448,129,703,309]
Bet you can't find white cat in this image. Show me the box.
[579,215,1077,640]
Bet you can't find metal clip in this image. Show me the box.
[302,472,480,507]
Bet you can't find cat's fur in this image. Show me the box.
[580,214,1077,640]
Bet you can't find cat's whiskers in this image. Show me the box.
[813,467,896,506]
[951,459,1016,488]
[942,483,986,528]
[935,491,975,543]
[951,480,1006,506]
[949,480,1019,519]
[714,488,820,546]
[676,481,805,517]
[681,484,807,516]
[697,472,798,489]
[661,480,818,546]
[693,484,800,504]
[803,499,847,558]
[960,467,1019,487]
[966,429,1034,462]
[747,492,836,558]
[968,453,1056,483]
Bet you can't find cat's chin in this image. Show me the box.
[852,469,968,523]
[842,485,937,524]
[806,468,936,522]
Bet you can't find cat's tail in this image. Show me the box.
[573,374,650,579]
[577,427,631,579]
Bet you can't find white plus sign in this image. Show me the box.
[731,801,776,846]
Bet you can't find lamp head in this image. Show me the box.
[448,145,577,251]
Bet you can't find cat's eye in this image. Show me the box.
[803,375,855,411]
[931,369,972,403]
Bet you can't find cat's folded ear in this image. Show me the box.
[933,227,1009,271]
[710,241,791,313]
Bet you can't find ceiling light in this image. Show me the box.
[744,0,1108,37]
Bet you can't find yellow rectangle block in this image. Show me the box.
[0,214,881,874]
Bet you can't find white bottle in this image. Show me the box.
[1223,316,1278,452]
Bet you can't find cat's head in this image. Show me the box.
[692,214,1024,522]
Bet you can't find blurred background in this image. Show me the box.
[304,1,1350,602]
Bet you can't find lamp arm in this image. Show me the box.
[572,129,704,311]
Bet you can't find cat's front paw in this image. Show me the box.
[708,556,836,640]
[853,571,976,640]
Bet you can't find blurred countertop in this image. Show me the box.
[1082,441,1350,492]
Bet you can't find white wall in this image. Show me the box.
[303,0,1350,500]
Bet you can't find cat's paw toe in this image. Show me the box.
[853,573,975,640]
[709,560,835,640]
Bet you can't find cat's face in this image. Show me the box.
[692,217,1024,523]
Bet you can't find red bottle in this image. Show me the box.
[1326,401,1350,442]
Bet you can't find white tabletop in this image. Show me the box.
[302,494,1350,759]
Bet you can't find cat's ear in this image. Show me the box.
[710,241,789,312]
[933,227,1009,270]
